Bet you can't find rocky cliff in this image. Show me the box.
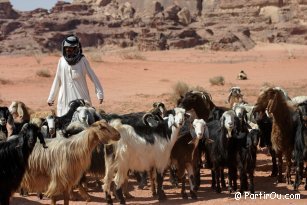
[0,0,307,54]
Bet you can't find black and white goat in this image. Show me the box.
[103,108,188,205]
[0,123,47,205]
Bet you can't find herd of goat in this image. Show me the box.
[0,86,307,205]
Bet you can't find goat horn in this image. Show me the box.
[142,113,155,125]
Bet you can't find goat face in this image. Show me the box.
[192,119,208,139]
[298,101,307,128]
[221,111,236,138]
[20,123,46,149]
[153,102,167,118]
[174,107,187,127]
[0,107,11,126]
[45,115,56,136]
[233,104,247,123]
[92,120,121,144]
[8,101,29,122]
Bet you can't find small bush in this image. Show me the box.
[88,53,104,62]
[0,78,12,85]
[120,51,146,60]
[170,81,190,104]
[209,76,225,86]
[36,69,51,78]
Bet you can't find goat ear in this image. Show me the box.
[17,103,24,119]
[220,116,225,127]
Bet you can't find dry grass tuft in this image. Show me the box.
[120,51,146,60]
[0,78,12,85]
[88,53,104,62]
[36,69,51,78]
[209,76,225,86]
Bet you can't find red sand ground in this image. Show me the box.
[1,43,307,204]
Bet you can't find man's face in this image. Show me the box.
[65,46,77,57]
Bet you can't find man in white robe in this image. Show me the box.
[47,35,103,116]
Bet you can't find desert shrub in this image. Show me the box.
[88,53,104,62]
[34,53,42,64]
[120,51,146,60]
[0,78,12,85]
[209,76,225,86]
[36,69,51,78]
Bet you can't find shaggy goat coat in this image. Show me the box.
[21,120,120,198]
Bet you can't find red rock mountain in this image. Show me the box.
[1,0,307,54]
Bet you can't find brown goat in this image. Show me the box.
[253,87,295,183]
[21,120,120,205]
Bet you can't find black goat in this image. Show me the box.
[203,110,237,193]
[232,104,259,193]
[293,101,307,190]
[232,129,260,193]
[0,123,47,205]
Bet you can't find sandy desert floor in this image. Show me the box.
[1,42,307,204]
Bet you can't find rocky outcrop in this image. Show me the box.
[0,0,19,19]
[0,0,307,54]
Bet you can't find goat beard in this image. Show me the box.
[226,129,232,138]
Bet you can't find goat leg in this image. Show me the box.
[156,171,167,201]
[50,196,57,205]
[189,175,197,199]
[215,168,221,193]
[63,191,70,205]
[77,184,91,202]
[286,156,292,185]
[115,188,126,205]
[221,169,226,188]
[0,193,10,205]
[277,153,283,183]
[228,166,237,193]
[269,147,278,177]
[181,174,188,199]
[211,170,216,190]
[248,172,255,194]
[150,168,157,196]
[105,191,113,205]
[293,161,303,190]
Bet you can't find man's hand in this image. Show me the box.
[48,101,54,106]
[99,99,103,104]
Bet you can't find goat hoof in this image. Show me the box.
[228,185,237,193]
[190,190,197,199]
[277,176,283,183]
[69,192,78,201]
[37,192,44,199]
[216,187,221,193]
[119,199,126,205]
[271,170,278,177]
[249,186,255,194]
[152,190,157,197]
[124,193,134,199]
[181,192,188,199]
[158,191,167,201]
